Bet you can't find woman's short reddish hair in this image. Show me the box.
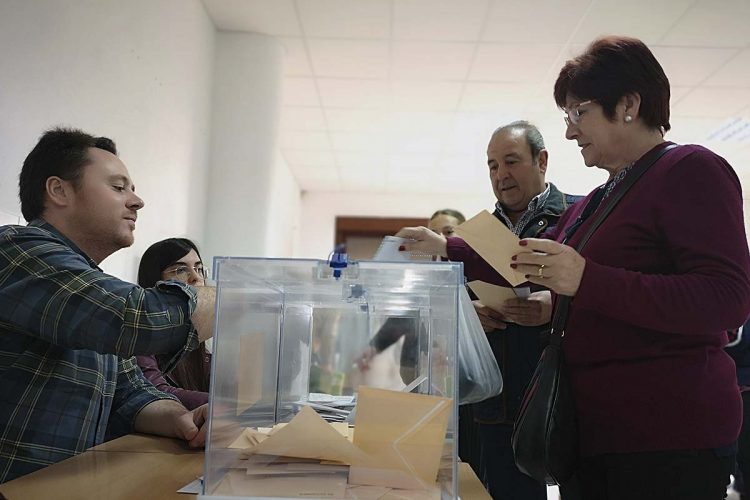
[554,36,671,132]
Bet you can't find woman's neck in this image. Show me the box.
[603,129,665,179]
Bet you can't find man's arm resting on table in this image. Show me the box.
[133,399,208,448]
[192,286,217,342]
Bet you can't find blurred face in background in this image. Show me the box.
[428,213,462,237]
[160,249,206,286]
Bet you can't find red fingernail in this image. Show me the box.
[519,240,528,246]
[511,255,517,261]
[398,245,405,251]
[510,263,517,269]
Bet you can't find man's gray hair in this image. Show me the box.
[492,120,546,163]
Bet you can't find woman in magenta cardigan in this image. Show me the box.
[399,36,750,499]
[136,238,211,410]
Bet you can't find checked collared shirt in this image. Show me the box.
[0,220,199,483]
[494,183,552,236]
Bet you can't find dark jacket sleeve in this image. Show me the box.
[0,227,200,358]
[107,356,179,439]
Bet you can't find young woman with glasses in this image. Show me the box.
[135,238,211,410]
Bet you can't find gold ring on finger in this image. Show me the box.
[537,264,545,278]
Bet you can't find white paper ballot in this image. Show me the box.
[373,236,411,262]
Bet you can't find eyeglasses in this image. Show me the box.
[563,100,595,126]
[164,264,208,281]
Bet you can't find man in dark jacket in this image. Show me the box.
[398,120,581,499]
[469,121,580,500]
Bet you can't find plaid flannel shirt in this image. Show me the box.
[0,220,199,483]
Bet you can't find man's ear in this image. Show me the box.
[537,149,549,175]
[45,176,73,209]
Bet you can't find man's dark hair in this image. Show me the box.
[554,36,671,132]
[19,127,117,222]
[492,120,546,163]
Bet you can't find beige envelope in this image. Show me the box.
[236,333,265,416]
[467,280,518,313]
[345,485,392,499]
[214,469,348,498]
[453,210,529,286]
[241,406,370,465]
[349,387,452,490]
[228,427,271,449]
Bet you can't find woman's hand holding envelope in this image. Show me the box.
[394,227,448,258]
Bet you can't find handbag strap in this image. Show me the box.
[550,143,678,335]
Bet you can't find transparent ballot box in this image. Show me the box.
[200,257,462,500]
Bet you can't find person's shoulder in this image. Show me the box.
[660,143,727,167]
[0,223,63,245]
[547,182,585,207]
[564,193,585,205]
[0,223,92,272]
[657,143,737,180]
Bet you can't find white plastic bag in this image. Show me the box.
[457,286,503,404]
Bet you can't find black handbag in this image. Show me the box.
[511,144,677,486]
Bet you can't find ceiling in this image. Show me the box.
[202,0,750,195]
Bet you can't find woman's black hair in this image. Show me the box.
[137,237,209,393]
[137,238,202,288]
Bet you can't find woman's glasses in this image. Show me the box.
[164,264,208,281]
[563,99,595,126]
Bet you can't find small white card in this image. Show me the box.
[373,236,411,262]
[177,477,203,494]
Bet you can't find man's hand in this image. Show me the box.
[355,346,378,371]
[134,399,208,448]
[499,291,552,326]
[174,404,208,448]
[473,300,507,332]
[192,286,216,342]
[394,227,449,258]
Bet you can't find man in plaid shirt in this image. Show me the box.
[0,128,217,483]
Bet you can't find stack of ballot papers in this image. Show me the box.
[201,387,452,499]
[293,392,357,423]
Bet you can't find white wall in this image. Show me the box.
[203,32,299,265]
[266,151,301,257]
[0,0,216,281]
[297,190,495,259]
[295,150,610,260]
